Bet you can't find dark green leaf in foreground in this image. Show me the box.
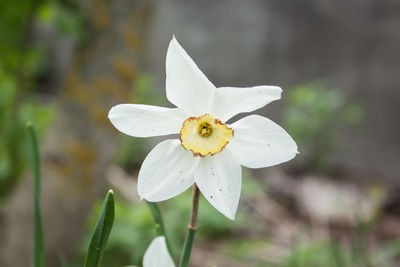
[84,190,115,267]
[26,122,44,267]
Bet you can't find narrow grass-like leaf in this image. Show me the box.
[26,122,44,267]
[84,190,115,267]
[146,201,174,257]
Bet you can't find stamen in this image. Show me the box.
[198,122,212,137]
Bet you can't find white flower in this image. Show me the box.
[108,37,298,219]
[143,236,175,267]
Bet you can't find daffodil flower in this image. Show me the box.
[109,37,298,219]
[143,236,175,267]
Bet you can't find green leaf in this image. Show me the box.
[84,190,115,267]
[146,201,174,257]
[26,122,44,267]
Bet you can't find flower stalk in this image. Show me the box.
[179,184,201,267]
[189,184,201,230]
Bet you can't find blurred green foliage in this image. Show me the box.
[80,193,245,267]
[37,0,86,42]
[283,83,363,171]
[284,241,353,267]
[0,1,49,200]
[75,172,259,266]
[221,231,400,267]
[282,238,400,267]
[0,0,86,201]
[0,79,54,196]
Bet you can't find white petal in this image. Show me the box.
[227,115,298,168]
[166,37,216,115]
[211,86,282,122]
[138,139,199,201]
[108,104,187,138]
[143,236,175,267]
[195,151,242,220]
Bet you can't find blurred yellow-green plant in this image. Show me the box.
[283,83,363,171]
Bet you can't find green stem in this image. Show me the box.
[26,122,44,267]
[179,184,201,267]
[146,201,174,257]
[179,229,196,267]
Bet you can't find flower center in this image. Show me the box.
[198,122,212,137]
[180,113,234,157]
